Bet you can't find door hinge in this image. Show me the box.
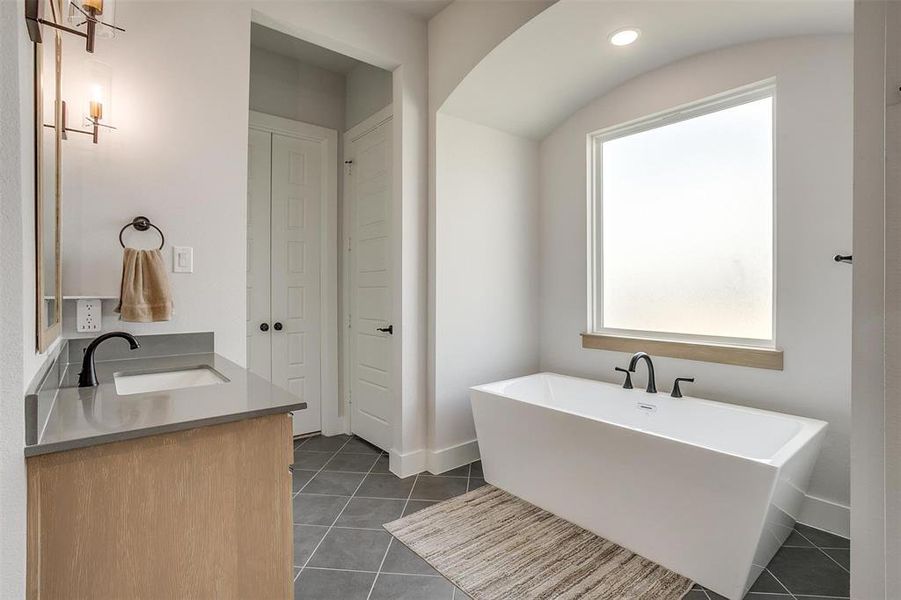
[344,159,353,175]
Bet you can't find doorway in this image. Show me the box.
[247,23,394,446]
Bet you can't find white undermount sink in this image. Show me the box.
[114,366,229,395]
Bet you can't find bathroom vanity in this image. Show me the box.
[24,337,304,600]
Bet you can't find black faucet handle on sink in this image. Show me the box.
[614,367,633,390]
[671,377,695,398]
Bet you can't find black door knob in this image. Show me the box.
[376,325,393,335]
[273,322,283,331]
[260,323,269,332]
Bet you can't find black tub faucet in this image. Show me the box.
[628,352,657,394]
[78,332,141,387]
[671,377,695,398]
[614,367,633,389]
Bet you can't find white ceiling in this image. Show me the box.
[441,0,853,139]
[250,23,362,74]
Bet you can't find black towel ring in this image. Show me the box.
[119,216,165,250]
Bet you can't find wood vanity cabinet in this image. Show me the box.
[26,413,294,600]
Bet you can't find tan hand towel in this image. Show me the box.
[115,248,173,322]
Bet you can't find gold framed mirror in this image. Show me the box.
[35,1,62,353]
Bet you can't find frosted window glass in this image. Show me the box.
[599,96,773,341]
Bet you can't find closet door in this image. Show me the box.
[246,128,272,379]
[271,133,322,436]
[347,115,393,451]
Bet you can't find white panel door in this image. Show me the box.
[348,116,393,450]
[246,128,272,379]
[271,133,322,436]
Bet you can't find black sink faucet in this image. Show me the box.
[78,332,141,387]
[628,351,657,394]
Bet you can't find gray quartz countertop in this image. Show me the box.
[25,353,306,457]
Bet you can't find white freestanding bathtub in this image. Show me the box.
[470,373,827,600]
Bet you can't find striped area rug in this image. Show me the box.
[384,485,694,600]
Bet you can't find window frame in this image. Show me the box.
[586,81,780,363]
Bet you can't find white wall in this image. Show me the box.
[249,45,346,130]
[851,1,893,596]
[345,62,392,130]
[0,4,28,596]
[0,1,62,595]
[539,35,852,534]
[427,0,551,467]
[432,113,540,455]
[60,1,252,364]
[884,6,901,594]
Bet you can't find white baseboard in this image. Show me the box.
[389,447,427,479]
[799,493,850,538]
[426,439,480,475]
[387,439,481,479]
[320,417,350,438]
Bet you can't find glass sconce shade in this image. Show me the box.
[66,0,117,38]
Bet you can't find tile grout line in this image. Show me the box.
[791,529,850,575]
[292,433,332,583]
[298,437,381,573]
[297,491,468,501]
[366,470,421,600]
[763,566,798,600]
[303,565,443,578]
[295,437,354,497]
[296,436,362,575]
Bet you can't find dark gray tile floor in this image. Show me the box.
[292,435,848,600]
[292,434,480,599]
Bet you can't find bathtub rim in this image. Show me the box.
[470,371,827,469]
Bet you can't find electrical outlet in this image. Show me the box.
[76,299,102,333]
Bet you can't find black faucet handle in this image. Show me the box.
[671,377,695,398]
[614,367,633,390]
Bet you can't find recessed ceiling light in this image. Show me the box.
[609,28,640,47]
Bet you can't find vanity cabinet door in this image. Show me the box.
[26,414,293,600]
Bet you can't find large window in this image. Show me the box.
[589,86,775,349]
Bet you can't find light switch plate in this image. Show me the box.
[173,246,193,273]
[76,299,102,333]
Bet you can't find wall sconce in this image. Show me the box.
[66,0,122,53]
[84,78,115,143]
[25,0,123,53]
[52,62,116,144]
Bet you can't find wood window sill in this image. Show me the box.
[580,333,783,371]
